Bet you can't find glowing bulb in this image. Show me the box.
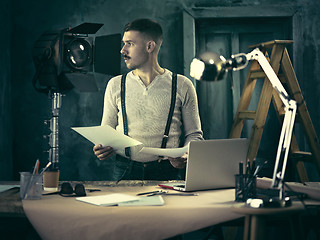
[190,58,205,80]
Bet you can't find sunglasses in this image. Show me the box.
[42,182,101,197]
[59,182,87,197]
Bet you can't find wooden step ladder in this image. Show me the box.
[229,40,320,182]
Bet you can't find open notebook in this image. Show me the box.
[159,138,248,191]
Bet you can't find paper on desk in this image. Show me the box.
[71,125,188,158]
[76,193,140,206]
[0,185,20,193]
[118,195,165,206]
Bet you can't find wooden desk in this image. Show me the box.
[22,181,243,240]
[0,182,24,217]
[0,182,41,239]
[3,181,316,240]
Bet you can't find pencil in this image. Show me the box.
[32,159,40,175]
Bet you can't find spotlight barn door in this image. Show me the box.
[94,34,121,76]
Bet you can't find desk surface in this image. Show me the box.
[21,181,243,240]
[0,182,24,217]
[2,180,319,240]
[232,201,305,215]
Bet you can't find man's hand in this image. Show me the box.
[168,152,188,169]
[93,144,114,161]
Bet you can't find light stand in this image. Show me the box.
[46,92,62,170]
[190,48,297,205]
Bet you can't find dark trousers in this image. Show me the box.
[113,155,185,181]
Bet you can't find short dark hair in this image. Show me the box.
[124,18,163,44]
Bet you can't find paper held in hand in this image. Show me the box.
[71,125,188,158]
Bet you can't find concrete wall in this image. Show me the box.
[1,0,320,181]
[0,0,13,180]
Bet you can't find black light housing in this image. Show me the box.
[190,51,248,82]
[32,23,121,93]
[190,52,227,82]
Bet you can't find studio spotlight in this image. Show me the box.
[32,22,121,93]
[31,23,121,172]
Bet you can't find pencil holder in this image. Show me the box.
[20,172,43,200]
[235,174,256,202]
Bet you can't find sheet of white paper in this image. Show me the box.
[139,145,189,158]
[0,185,20,193]
[71,125,142,152]
[118,195,165,206]
[72,125,188,158]
[76,193,139,206]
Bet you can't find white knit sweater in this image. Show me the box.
[101,69,203,162]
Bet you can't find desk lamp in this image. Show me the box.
[190,47,297,207]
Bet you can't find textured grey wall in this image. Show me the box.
[1,0,320,181]
[0,0,13,180]
[7,0,186,181]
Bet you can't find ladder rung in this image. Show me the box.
[249,70,266,79]
[290,151,313,162]
[238,111,256,120]
[249,71,286,82]
[248,40,294,49]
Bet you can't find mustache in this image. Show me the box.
[122,54,130,59]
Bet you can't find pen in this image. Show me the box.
[36,160,40,174]
[253,165,260,176]
[137,190,162,196]
[245,160,251,176]
[251,159,256,175]
[39,162,52,175]
[239,161,243,175]
[159,193,198,196]
[88,189,101,192]
[32,159,40,175]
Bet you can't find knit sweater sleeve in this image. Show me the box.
[179,75,204,145]
[100,76,121,129]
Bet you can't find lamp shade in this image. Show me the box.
[190,52,227,81]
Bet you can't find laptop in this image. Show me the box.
[159,138,248,191]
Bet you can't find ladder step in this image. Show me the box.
[290,151,313,162]
[248,40,294,49]
[238,111,256,120]
[249,70,265,79]
[249,71,286,82]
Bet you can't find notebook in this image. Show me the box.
[76,193,165,206]
[159,138,248,192]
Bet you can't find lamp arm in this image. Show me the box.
[245,49,291,106]
[245,48,297,199]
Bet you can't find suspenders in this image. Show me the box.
[120,72,177,158]
[161,73,177,148]
[120,73,130,157]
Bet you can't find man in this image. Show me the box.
[93,18,203,181]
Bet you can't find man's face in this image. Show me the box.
[120,30,149,70]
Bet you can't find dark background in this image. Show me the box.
[1,0,320,181]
